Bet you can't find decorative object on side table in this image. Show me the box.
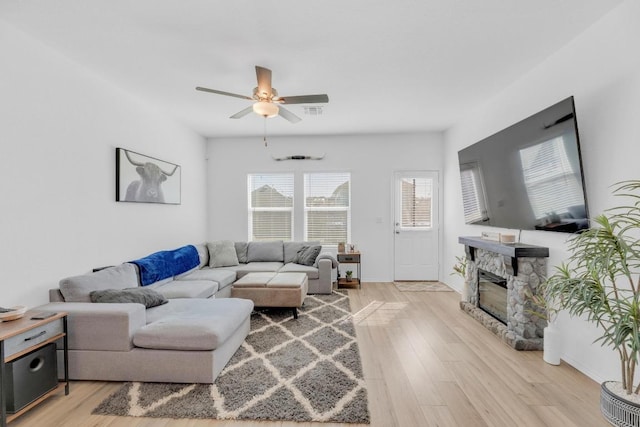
[544,180,640,426]
[346,270,353,282]
[0,306,27,322]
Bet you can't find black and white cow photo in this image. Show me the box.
[116,148,181,204]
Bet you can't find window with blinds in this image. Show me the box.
[519,137,584,220]
[304,173,350,245]
[248,174,294,241]
[459,162,488,224]
[400,177,432,229]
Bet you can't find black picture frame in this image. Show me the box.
[116,148,181,204]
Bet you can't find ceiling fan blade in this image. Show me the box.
[196,86,252,100]
[278,94,329,104]
[255,66,273,98]
[230,105,254,119]
[278,105,302,123]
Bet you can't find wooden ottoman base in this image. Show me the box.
[231,272,309,319]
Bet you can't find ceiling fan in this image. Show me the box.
[196,66,329,123]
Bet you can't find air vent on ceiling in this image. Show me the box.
[303,106,323,116]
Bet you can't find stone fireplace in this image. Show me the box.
[458,236,549,350]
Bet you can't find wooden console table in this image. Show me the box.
[0,311,69,426]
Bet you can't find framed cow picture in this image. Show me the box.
[116,148,181,204]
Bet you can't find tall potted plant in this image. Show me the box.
[544,180,640,425]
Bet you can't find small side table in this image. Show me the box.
[337,251,361,289]
[0,311,69,426]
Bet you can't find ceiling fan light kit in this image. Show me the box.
[253,101,279,118]
[196,65,329,123]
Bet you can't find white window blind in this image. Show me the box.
[519,137,583,220]
[304,173,350,245]
[400,177,432,229]
[248,174,294,241]
[460,163,488,224]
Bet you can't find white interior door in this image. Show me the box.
[394,171,439,281]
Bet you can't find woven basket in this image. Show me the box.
[601,381,640,427]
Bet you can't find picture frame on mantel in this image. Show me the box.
[115,148,181,204]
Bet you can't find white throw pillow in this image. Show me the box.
[207,240,239,268]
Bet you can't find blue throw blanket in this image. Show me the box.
[130,245,200,286]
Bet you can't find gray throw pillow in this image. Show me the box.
[284,241,320,264]
[235,242,249,264]
[294,245,322,266]
[208,240,240,268]
[89,288,168,308]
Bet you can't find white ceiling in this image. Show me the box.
[0,0,622,138]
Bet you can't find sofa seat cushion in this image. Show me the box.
[59,263,139,302]
[234,262,284,278]
[148,280,217,299]
[135,298,254,350]
[176,268,236,289]
[278,263,320,280]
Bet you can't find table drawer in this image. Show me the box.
[3,319,63,359]
[338,254,360,263]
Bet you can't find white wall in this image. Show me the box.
[442,0,640,383]
[0,21,208,308]
[206,133,443,281]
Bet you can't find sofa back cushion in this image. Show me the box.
[247,241,284,262]
[235,242,249,263]
[59,263,138,302]
[284,241,320,264]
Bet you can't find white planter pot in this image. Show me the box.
[543,324,561,365]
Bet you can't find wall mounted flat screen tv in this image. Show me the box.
[458,96,589,233]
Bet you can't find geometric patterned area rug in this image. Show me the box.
[394,281,453,292]
[92,290,370,424]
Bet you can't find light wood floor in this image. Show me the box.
[11,282,608,427]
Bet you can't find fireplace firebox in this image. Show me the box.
[478,269,508,324]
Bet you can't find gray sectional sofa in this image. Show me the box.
[44,240,336,384]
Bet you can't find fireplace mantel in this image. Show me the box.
[458,236,549,276]
[458,236,549,258]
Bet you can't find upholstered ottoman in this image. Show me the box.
[231,272,308,319]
